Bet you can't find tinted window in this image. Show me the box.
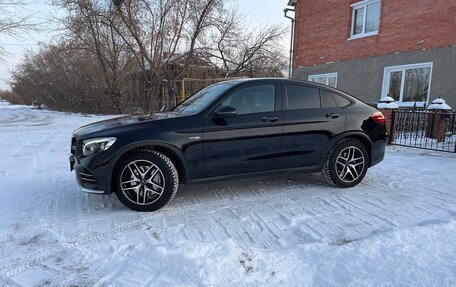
[173,82,235,114]
[221,85,275,115]
[334,95,352,107]
[321,90,338,108]
[323,90,352,107]
[285,85,320,110]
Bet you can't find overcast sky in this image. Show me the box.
[0,0,292,90]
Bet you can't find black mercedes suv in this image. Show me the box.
[70,78,387,211]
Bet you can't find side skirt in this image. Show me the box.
[187,165,323,185]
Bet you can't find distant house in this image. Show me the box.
[287,0,456,108]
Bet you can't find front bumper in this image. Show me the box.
[70,151,114,195]
[81,187,104,194]
[72,163,105,194]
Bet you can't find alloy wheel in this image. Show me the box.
[120,160,165,205]
[335,146,365,183]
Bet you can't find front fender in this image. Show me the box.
[105,140,189,193]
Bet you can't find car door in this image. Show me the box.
[281,84,345,169]
[202,83,283,178]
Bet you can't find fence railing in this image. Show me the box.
[389,109,456,153]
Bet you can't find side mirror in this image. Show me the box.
[214,106,237,118]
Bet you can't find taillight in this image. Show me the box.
[371,112,385,125]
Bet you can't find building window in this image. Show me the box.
[381,63,433,107]
[308,73,338,88]
[350,0,381,39]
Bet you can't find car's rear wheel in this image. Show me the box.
[114,150,178,211]
[322,139,369,188]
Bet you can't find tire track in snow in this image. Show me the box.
[335,194,399,227]
[0,111,53,127]
[0,176,318,241]
[0,184,321,280]
[3,174,456,284]
[7,177,453,283]
[3,188,456,285]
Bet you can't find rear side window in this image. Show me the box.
[285,85,321,110]
[321,90,338,108]
[322,90,351,107]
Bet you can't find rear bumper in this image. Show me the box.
[370,138,387,167]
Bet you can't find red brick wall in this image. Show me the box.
[293,0,456,67]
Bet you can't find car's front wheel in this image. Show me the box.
[114,150,179,211]
[322,139,369,188]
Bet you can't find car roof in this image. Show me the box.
[221,77,367,105]
[223,77,328,86]
[222,77,346,93]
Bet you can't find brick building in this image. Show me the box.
[287,0,456,108]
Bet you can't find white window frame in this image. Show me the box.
[380,62,433,107]
[308,72,338,88]
[349,0,381,40]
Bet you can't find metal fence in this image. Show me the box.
[390,108,456,153]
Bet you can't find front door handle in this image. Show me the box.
[262,116,279,122]
[326,113,340,119]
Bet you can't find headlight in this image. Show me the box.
[82,137,117,156]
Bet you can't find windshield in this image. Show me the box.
[172,82,236,114]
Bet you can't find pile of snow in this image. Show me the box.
[377,97,399,109]
[1,102,456,286]
[427,98,452,110]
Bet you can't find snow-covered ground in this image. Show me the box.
[1,100,456,286]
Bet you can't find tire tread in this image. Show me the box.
[322,138,367,188]
[139,148,179,207]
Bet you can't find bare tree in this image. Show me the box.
[110,0,224,108]
[0,0,36,59]
[204,8,287,77]
[54,0,131,112]
[9,0,287,114]
[11,43,118,113]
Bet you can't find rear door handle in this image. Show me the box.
[262,116,279,122]
[326,113,340,119]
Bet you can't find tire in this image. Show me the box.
[322,139,370,188]
[114,149,179,212]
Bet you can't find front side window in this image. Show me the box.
[308,73,338,88]
[173,82,236,114]
[351,0,381,39]
[221,85,275,115]
[381,63,433,106]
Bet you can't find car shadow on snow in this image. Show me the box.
[171,173,330,205]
